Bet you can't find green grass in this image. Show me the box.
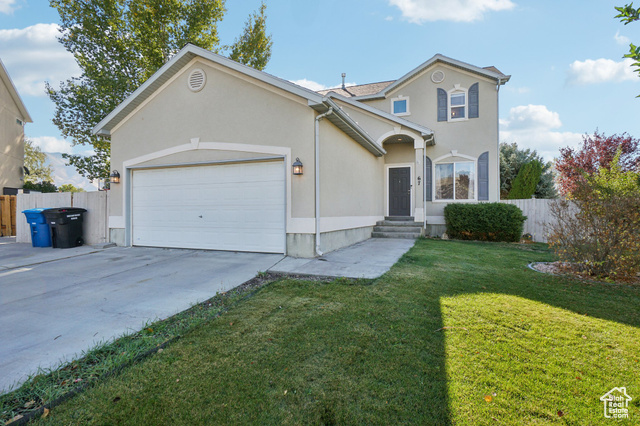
[23,239,640,424]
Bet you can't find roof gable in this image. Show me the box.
[0,58,32,123]
[94,44,324,136]
[353,54,510,101]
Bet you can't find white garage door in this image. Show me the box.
[132,160,285,253]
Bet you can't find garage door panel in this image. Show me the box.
[132,161,285,253]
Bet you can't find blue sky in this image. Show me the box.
[1,0,639,165]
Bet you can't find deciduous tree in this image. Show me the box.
[23,139,53,184]
[58,184,85,193]
[47,0,273,180]
[615,3,640,95]
[555,131,640,196]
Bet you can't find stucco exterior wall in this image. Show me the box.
[0,77,25,191]
[109,58,317,222]
[107,57,389,255]
[363,62,501,223]
[319,118,384,220]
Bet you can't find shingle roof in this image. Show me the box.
[317,80,394,97]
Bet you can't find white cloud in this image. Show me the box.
[388,0,515,23]
[0,23,81,97]
[30,136,74,154]
[500,105,583,161]
[567,58,637,85]
[614,30,630,45]
[385,16,394,21]
[0,0,17,14]
[290,78,328,92]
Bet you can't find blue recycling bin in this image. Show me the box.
[22,208,52,247]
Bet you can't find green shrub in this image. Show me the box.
[444,203,527,242]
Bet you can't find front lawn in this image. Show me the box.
[35,239,640,424]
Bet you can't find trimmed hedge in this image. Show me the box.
[444,203,527,242]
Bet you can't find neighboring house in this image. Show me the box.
[0,58,32,195]
[95,44,509,257]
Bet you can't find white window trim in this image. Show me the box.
[385,163,414,216]
[390,95,410,117]
[432,152,477,203]
[447,84,468,122]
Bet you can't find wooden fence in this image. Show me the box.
[500,199,555,243]
[0,195,16,236]
[16,191,109,246]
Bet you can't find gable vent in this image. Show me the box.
[188,68,206,92]
[431,70,445,84]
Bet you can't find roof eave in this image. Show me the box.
[313,98,386,157]
[323,92,434,139]
[366,54,510,99]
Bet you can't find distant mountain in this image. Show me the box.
[44,153,99,191]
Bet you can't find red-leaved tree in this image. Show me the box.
[556,131,640,196]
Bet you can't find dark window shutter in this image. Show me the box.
[469,83,479,118]
[437,88,447,122]
[425,156,432,201]
[478,151,489,200]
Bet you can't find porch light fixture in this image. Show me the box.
[292,158,303,175]
[110,170,121,184]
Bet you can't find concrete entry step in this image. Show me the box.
[376,220,422,227]
[384,216,415,221]
[372,232,421,239]
[373,226,423,233]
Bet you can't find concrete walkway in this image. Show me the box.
[269,238,415,278]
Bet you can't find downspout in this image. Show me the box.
[496,78,502,201]
[314,107,333,256]
[423,137,427,230]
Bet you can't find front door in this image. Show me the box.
[389,167,411,217]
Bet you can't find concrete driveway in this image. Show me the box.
[0,236,414,394]
[0,241,283,394]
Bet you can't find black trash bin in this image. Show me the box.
[43,207,87,248]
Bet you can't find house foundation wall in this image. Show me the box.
[286,226,374,258]
[110,226,373,258]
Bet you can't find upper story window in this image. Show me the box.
[449,88,466,120]
[437,82,479,122]
[391,95,410,116]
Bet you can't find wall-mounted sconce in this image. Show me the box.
[110,170,121,184]
[417,176,421,186]
[292,158,303,175]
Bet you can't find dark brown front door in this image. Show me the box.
[389,167,411,217]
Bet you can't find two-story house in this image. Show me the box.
[96,44,509,257]
[0,58,32,195]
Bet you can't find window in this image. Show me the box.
[449,87,466,120]
[437,83,479,122]
[435,161,475,200]
[391,96,410,116]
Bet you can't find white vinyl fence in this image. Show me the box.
[501,199,555,243]
[16,191,109,246]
